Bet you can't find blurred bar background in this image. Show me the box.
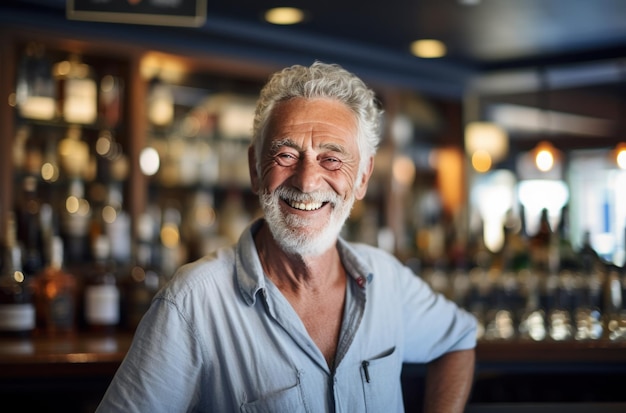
[1,1,625,411]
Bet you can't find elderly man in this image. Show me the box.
[96,61,476,413]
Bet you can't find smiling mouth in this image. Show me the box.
[283,198,326,211]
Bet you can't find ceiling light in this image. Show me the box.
[264,7,305,25]
[533,141,559,172]
[465,121,509,165]
[613,142,626,170]
[410,39,446,58]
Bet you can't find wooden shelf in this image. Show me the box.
[476,339,626,364]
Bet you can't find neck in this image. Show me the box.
[254,221,343,295]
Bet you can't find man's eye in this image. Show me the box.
[274,153,298,166]
[320,157,343,171]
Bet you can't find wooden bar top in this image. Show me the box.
[0,333,134,378]
[1,333,625,379]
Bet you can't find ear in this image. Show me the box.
[354,156,374,200]
[248,145,260,194]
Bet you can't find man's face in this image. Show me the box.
[250,97,373,256]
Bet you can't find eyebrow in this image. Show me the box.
[270,138,299,153]
[270,138,347,155]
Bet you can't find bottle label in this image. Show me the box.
[85,285,120,325]
[0,304,36,331]
[50,293,75,329]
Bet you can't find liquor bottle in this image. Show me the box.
[32,235,78,335]
[579,230,602,275]
[60,178,92,264]
[99,70,123,129]
[573,228,605,341]
[555,205,580,272]
[58,125,90,179]
[605,264,626,341]
[0,214,36,337]
[501,208,530,276]
[547,270,575,341]
[15,175,44,277]
[121,214,162,331]
[54,54,98,125]
[518,270,547,341]
[573,269,604,341]
[83,235,120,334]
[483,251,519,341]
[529,208,553,273]
[15,42,56,121]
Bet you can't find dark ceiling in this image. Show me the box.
[2,0,626,143]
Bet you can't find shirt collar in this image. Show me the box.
[235,218,375,306]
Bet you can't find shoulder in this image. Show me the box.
[157,246,237,303]
[343,241,406,272]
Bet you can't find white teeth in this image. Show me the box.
[288,200,323,211]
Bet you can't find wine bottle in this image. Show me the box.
[32,235,78,335]
[121,214,162,331]
[83,235,120,334]
[0,214,36,337]
[529,208,552,273]
[15,175,44,277]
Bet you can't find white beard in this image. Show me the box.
[260,185,355,257]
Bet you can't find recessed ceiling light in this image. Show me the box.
[410,39,447,58]
[264,7,305,25]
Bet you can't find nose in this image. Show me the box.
[291,155,323,193]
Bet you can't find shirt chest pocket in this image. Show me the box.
[240,378,308,413]
[360,346,400,413]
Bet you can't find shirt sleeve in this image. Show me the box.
[95,296,203,412]
[397,264,477,363]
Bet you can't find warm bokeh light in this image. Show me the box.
[41,162,59,182]
[536,149,554,171]
[102,205,117,224]
[96,133,112,156]
[66,195,80,214]
[140,53,186,83]
[161,223,180,248]
[148,82,174,126]
[533,141,558,172]
[436,147,465,215]
[471,149,492,173]
[18,96,55,120]
[58,127,89,177]
[139,146,161,176]
[264,7,305,25]
[410,39,446,58]
[12,271,25,283]
[392,154,416,186]
[614,143,626,170]
[465,121,509,164]
[194,205,216,228]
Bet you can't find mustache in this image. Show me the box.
[262,186,341,207]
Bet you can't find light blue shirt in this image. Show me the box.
[96,219,476,413]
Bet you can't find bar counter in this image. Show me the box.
[2,333,624,374]
[1,334,625,411]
